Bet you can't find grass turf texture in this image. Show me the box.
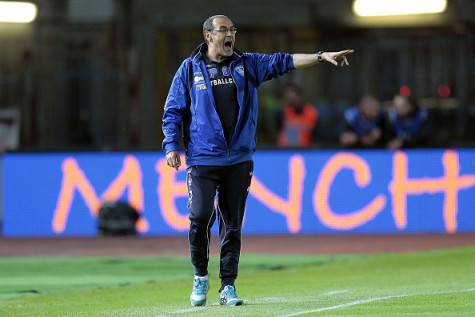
[1,247,474,316]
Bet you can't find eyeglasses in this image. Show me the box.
[211,27,237,34]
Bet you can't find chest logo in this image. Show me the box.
[222,66,230,76]
[235,65,244,77]
[208,67,218,79]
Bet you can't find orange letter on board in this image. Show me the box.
[313,153,386,230]
[156,155,190,231]
[52,155,148,234]
[389,150,475,233]
[249,155,305,233]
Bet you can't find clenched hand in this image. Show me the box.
[166,151,181,171]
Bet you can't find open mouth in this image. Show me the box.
[224,40,233,50]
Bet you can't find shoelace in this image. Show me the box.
[194,279,207,295]
[223,287,237,298]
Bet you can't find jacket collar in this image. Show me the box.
[190,42,243,65]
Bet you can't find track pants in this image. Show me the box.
[187,160,253,290]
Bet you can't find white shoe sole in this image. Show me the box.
[190,298,206,306]
[220,298,244,306]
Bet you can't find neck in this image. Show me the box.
[206,45,227,63]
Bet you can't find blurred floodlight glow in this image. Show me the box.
[0,1,37,23]
[353,0,447,17]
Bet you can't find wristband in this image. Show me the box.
[316,51,324,62]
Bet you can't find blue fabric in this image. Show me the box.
[344,106,384,136]
[162,43,295,166]
[388,108,427,140]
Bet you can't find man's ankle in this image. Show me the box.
[220,279,235,292]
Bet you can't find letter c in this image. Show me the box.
[313,153,386,230]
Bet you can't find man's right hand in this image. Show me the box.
[166,151,181,171]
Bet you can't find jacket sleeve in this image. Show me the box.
[162,60,190,154]
[245,52,295,86]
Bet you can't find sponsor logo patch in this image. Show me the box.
[196,83,207,91]
[193,72,204,83]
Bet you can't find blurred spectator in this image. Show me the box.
[0,108,20,152]
[258,87,282,145]
[277,84,318,147]
[387,94,429,149]
[340,95,386,148]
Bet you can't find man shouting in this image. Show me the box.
[162,14,353,307]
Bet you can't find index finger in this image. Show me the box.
[340,49,354,56]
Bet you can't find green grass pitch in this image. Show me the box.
[1,247,474,316]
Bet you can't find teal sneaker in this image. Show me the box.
[190,276,209,306]
[219,285,244,306]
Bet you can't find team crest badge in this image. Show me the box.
[236,65,244,77]
[208,67,218,79]
[222,66,230,76]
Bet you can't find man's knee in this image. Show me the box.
[224,227,241,240]
[189,211,215,230]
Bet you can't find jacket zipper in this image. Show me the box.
[228,60,242,160]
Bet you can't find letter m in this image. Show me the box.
[52,155,148,234]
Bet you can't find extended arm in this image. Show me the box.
[292,50,354,69]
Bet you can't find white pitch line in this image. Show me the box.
[277,295,407,317]
[321,290,350,296]
[277,287,475,317]
[159,288,475,317]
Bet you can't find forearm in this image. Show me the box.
[162,109,184,153]
[162,124,181,153]
[292,53,320,69]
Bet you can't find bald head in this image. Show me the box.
[203,15,232,32]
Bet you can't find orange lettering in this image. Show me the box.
[52,155,148,233]
[250,155,305,233]
[389,150,475,233]
[156,155,189,231]
[314,153,386,230]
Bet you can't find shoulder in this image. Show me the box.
[304,103,318,115]
[242,52,257,64]
[388,109,397,122]
[179,58,193,71]
[344,106,358,122]
[173,58,194,81]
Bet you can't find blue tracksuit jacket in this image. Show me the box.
[162,43,295,166]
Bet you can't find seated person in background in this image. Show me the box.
[277,84,318,147]
[340,95,386,148]
[387,94,429,149]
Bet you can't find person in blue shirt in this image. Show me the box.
[387,94,429,149]
[340,95,387,148]
[162,14,354,307]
